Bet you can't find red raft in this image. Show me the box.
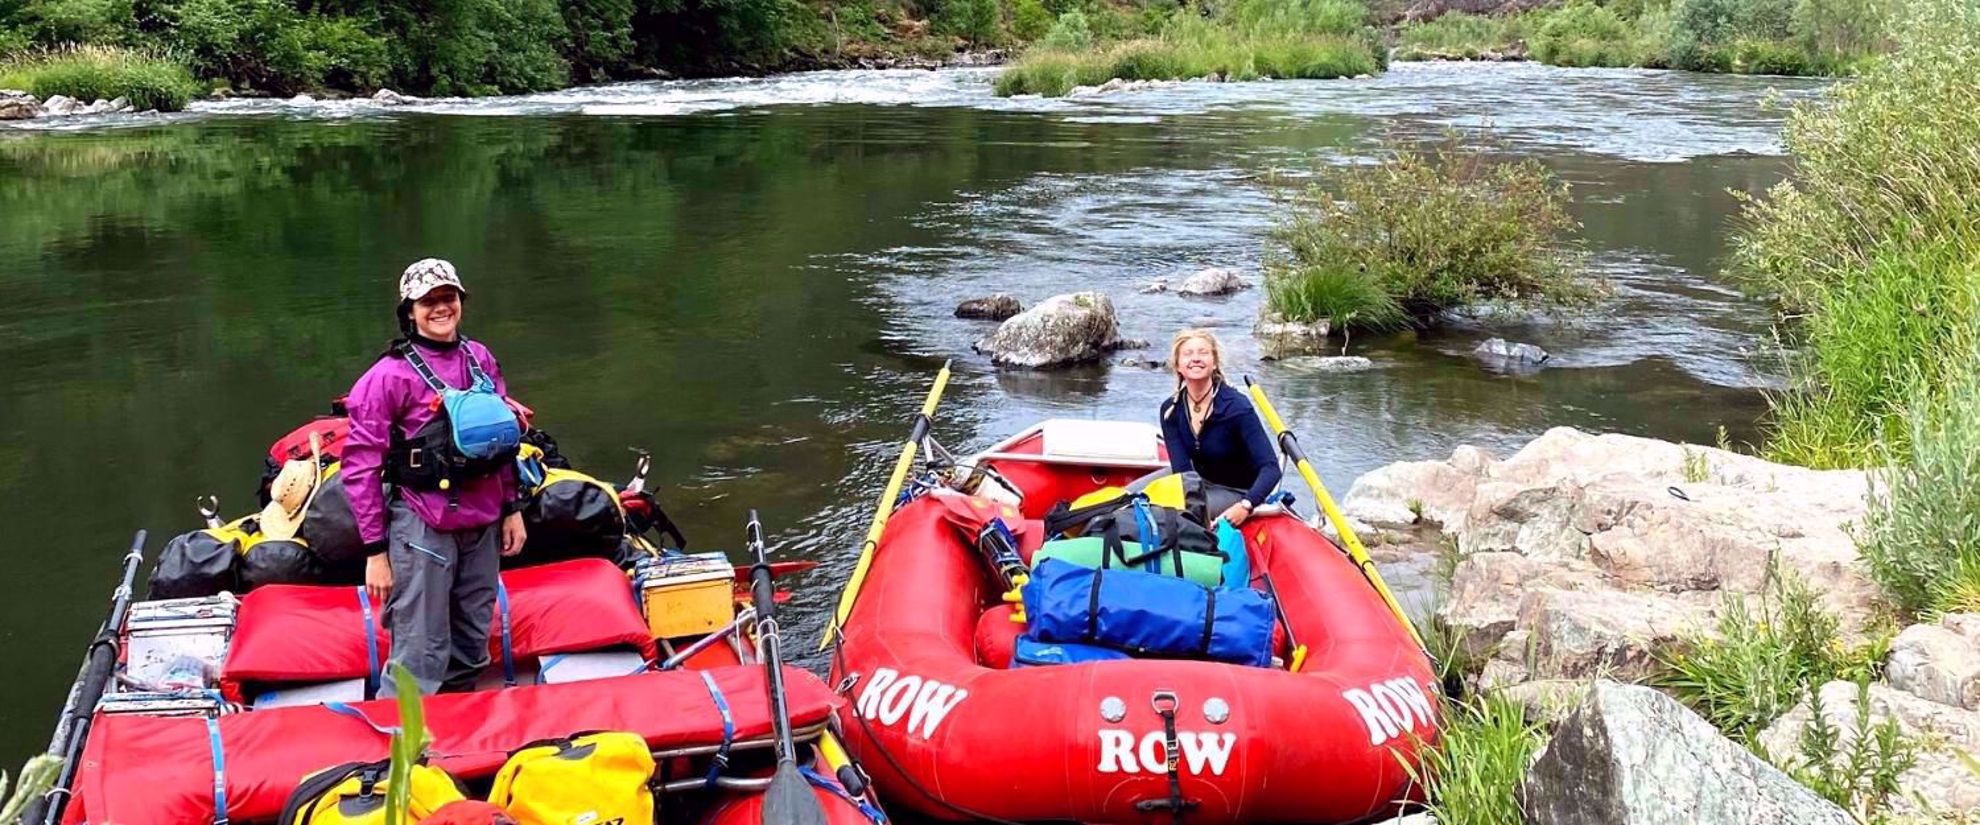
[827,420,1440,825]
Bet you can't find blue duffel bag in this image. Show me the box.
[1022,558,1275,667]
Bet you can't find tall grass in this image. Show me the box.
[1531,1,1669,67]
[1393,12,1533,61]
[993,0,1384,97]
[1264,136,1593,330]
[1733,0,1980,468]
[1399,695,1544,825]
[1858,354,1980,619]
[0,45,201,112]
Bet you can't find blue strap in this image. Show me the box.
[697,671,735,788]
[357,587,381,699]
[205,717,229,825]
[1132,497,1159,573]
[324,701,401,737]
[798,764,888,825]
[497,582,516,687]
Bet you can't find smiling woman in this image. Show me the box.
[1157,328,1282,525]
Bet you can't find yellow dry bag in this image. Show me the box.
[279,759,465,825]
[489,732,656,825]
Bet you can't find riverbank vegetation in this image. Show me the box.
[992,0,1383,95]
[1393,0,1892,76]
[1262,136,1594,331]
[0,45,199,111]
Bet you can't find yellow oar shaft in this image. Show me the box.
[1245,380,1427,653]
[821,362,952,649]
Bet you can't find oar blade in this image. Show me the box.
[761,761,829,825]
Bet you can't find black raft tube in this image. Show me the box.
[746,511,828,825]
[27,530,148,825]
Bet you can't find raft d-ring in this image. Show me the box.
[1151,690,1179,714]
[835,672,861,696]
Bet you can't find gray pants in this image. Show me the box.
[380,499,500,698]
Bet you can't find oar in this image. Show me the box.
[820,361,953,650]
[1243,377,1427,653]
[732,561,817,583]
[748,511,827,825]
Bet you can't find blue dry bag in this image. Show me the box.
[1011,635,1132,668]
[1021,558,1275,667]
[1215,518,1250,589]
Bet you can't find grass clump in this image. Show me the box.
[1774,679,1916,822]
[994,0,1384,97]
[1858,356,1980,619]
[1264,136,1593,330]
[0,45,202,111]
[1731,0,1980,468]
[1656,571,1887,746]
[1400,694,1544,825]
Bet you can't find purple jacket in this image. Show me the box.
[343,340,518,546]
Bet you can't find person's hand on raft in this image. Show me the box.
[501,512,526,557]
[1220,500,1253,527]
[365,554,392,603]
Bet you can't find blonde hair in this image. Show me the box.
[1169,328,1226,392]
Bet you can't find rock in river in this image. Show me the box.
[954,294,1022,321]
[1254,311,1331,359]
[973,292,1124,368]
[0,90,37,120]
[1176,268,1250,296]
[40,94,81,116]
[1521,681,1853,825]
[1474,337,1549,364]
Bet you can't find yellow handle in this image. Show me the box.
[821,361,953,649]
[1245,379,1427,654]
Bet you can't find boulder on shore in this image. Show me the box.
[1520,680,1853,825]
[954,294,1022,321]
[40,94,80,116]
[1343,428,1882,683]
[0,90,37,120]
[973,292,1125,368]
[1760,679,1980,817]
[1176,267,1250,296]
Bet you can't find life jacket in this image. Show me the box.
[488,732,656,825]
[387,340,522,495]
[278,758,466,825]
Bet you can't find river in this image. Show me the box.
[0,62,1823,761]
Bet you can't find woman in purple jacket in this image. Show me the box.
[341,258,527,697]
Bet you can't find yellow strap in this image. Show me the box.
[1245,380,1427,653]
[821,361,952,650]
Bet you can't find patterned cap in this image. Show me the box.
[399,258,468,301]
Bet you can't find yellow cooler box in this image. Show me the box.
[635,553,736,639]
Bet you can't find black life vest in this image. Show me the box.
[385,341,520,493]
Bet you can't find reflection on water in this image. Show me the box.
[0,63,1819,761]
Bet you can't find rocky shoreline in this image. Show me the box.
[1344,428,1980,821]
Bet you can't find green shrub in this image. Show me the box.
[1037,9,1092,51]
[935,0,1001,44]
[1775,679,1915,820]
[1266,136,1592,328]
[16,0,134,45]
[1859,350,1980,619]
[1656,572,1886,745]
[0,45,200,110]
[1736,0,1980,466]
[559,0,636,81]
[1532,1,1651,66]
[1226,0,1366,37]
[1791,0,1890,71]
[1012,0,1054,41]
[1399,695,1545,825]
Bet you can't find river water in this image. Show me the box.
[0,62,1822,761]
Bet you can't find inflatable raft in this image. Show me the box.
[826,419,1440,825]
[34,549,884,825]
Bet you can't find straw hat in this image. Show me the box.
[258,433,322,541]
